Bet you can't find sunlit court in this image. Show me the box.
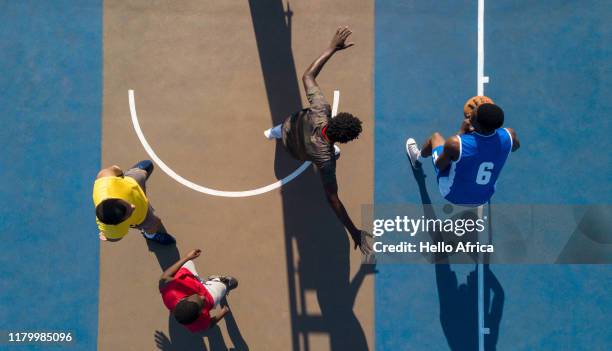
[0,1,610,350]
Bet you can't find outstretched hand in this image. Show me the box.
[330,26,354,51]
[185,249,202,260]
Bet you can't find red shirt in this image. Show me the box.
[159,267,215,332]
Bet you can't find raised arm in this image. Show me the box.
[159,249,201,288]
[302,26,354,93]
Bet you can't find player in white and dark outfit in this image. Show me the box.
[406,96,520,206]
[263,27,373,256]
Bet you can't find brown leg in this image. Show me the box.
[137,204,168,234]
[420,132,445,158]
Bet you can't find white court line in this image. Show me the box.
[128,89,339,198]
[477,203,488,351]
[477,1,490,350]
[477,0,486,96]
[332,90,340,117]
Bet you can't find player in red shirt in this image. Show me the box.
[158,249,238,332]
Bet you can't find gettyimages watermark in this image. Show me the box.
[362,204,612,264]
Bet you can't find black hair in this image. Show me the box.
[173,300,201,325]
[95,199,128,225]
[476,103,504,132]
[326,112,363,143]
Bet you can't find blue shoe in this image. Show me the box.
[143,232,176,245]
[132,160,154,180]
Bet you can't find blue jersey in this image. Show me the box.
[432,128,513,206]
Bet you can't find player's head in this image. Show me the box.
[326,112,363,143]
[173,294,204,325]
[95,199,131,225]
[473,103,504,133]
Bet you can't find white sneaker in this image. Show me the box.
[264,125,282,140]
[405,138,421,168]
[264,128,273,139]
[334,144,341,160]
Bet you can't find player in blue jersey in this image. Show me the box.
[405,96,520,206]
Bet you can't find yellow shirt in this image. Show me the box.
[92,176,149,239]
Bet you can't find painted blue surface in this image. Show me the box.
[375,1,611,350]
[0,1,102,350]
[485,0,612,204]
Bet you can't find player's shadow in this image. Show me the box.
[146,240,180,271]
[249,1,372,350]
[154,306,249,351]
[410,161,504,351]
[147,242,249,351]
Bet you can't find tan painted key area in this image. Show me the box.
[100,1,374,350]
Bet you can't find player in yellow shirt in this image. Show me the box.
[93,160,175,244]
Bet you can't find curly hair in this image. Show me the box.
[326,112,363,143]
[476,103,504,132]
[173,300,201,325]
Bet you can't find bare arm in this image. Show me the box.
[209,306,230,327]
[505,127,520,152]
[159,249,201,288]
[434,136,461,172]
[96,165,123,179]
[322,180,370,253]
[302,26,354,93]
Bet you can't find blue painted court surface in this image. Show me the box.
[0,1,610,350]
[375,1,611,350]
[0,1,101,350]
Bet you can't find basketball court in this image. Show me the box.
[1,1,610,350]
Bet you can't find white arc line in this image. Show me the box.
[128,89,339,198]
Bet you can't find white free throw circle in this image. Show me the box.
[128,89,340,197]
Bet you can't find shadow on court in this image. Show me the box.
[154,305,249,351]
[147,242,249,351]
[409,161,504,351]
[249,1,372,350]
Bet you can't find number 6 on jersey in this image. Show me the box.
[476,162,494,185]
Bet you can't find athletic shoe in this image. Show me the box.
[221,276,238,291]
[334,144,341,160]
[264,128,274,139]
[208,275,238,291]
[132,160,154,180]
[405,138,421,168]
[142,231,176,245]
